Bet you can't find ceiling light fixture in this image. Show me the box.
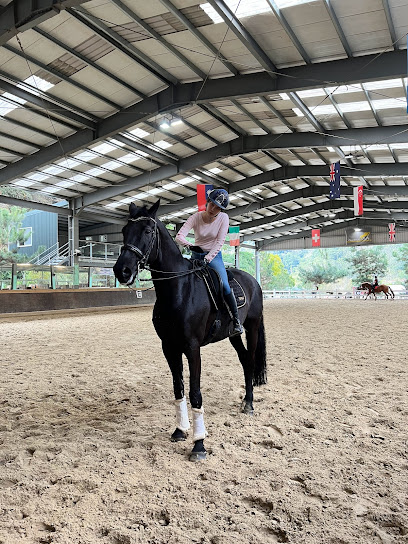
[160,113,183,129]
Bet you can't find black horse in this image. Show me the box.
[113,201,267,461]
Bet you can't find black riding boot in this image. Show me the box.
[224,292,243,336]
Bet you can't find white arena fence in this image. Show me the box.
[263,289,408,299]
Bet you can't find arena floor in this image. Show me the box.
[0,298,407,544]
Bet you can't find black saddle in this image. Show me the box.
[199,264,246,310]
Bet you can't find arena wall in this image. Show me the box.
[0,288,156,315]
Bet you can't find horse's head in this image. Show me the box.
[113,200,160,285]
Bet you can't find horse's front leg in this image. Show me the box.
[185,345,207,462]
[162,341,190,442]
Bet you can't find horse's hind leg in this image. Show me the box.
[229,323,258,415]
[162,341,189,442]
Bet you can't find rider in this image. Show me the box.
[175,188,243,336]
[372,275,379,295]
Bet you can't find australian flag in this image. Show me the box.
[197,184,213,211]
[329,162,341,199]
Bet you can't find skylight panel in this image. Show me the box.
[14,179,36,187]
[69,174,89,182]
[208,167,222,174]
[86,167,105,176]
[338,102,371,113]
[274,0,319,7]
[75,151,96,162]
[56,180,76,188]
[363,79,402,91]
[42,165,65,175]
[155,140,173,149]
[297,89,326,98]
[162,182,179,190]
[293,104,337,116]
[177,177,195,185]
[110,139,126,147]
[200,0,271,23]
[21,75,54,92]
[372,98,405,110]
[42,186,60,193]
[120,153,140,163]
[149,187,165,195]
[325,85,362,94]
[27,172,49,181]
[106,201,123,208]
[390,143,408,150]
[0,97,19,116]
[92,143,117,154]
[56,158,81,168]
[128,128,150,138]
[101,160,122,171]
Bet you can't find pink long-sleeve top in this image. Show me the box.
[175,211,229,263]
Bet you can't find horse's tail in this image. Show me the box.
[389,287,395,299]
[253,315,267,386]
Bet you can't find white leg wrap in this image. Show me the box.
[192,407,208,442]
[174,396,190,432]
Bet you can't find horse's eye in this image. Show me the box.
[145,228,152,234]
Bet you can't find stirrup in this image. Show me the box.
[230,319,243,336]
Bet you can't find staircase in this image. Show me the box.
[29,242,70,265]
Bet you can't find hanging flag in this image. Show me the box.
[329,162,341,199]
[229,226,240,246]
[354,185,363,216]
[197,184,213,211]
[311,229,321,247]
[389,222,396,242]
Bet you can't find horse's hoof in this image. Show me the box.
[171,428,187,442]
[189,450,207,462]
[241,401,254,416]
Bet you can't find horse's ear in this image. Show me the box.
[129,202,138,217]
[148,199,160,217]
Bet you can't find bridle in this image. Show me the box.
[119,215,206,285]
[120,216,159,270]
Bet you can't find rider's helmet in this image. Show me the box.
[207,188,229,210]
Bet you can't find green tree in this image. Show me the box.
[346,247,388,285]
[296,248,347,287]
[297,261,343,286]
[0,205,29,264]
[395,244,408,285]
[260,252,294,289]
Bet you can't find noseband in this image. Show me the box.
[120,216,159,270]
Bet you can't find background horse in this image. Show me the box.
[113,201,267,461]
[360,282,395,300]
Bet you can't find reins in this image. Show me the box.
[119,215,206,285]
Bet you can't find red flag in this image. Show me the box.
[312,229,321,247]
[196,184,213,211]
[354,185,363,216]
[389,223,396,242]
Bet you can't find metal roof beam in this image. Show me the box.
[200,104,246,136]
[111,0,206,80]
[322,0,352,57]
[33,28,145,99]
[69,7,178,86]
[158,170,408,217]
[243,200,408,240]
[158,0,238,76]
[0,0,89,46]
[205,0,277,75]
[265,0,311,63]
[3,123,408,187]
[0,71,96,128]
[112,134,178,166]
[4,44,121,110]
[382,0,397,49]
